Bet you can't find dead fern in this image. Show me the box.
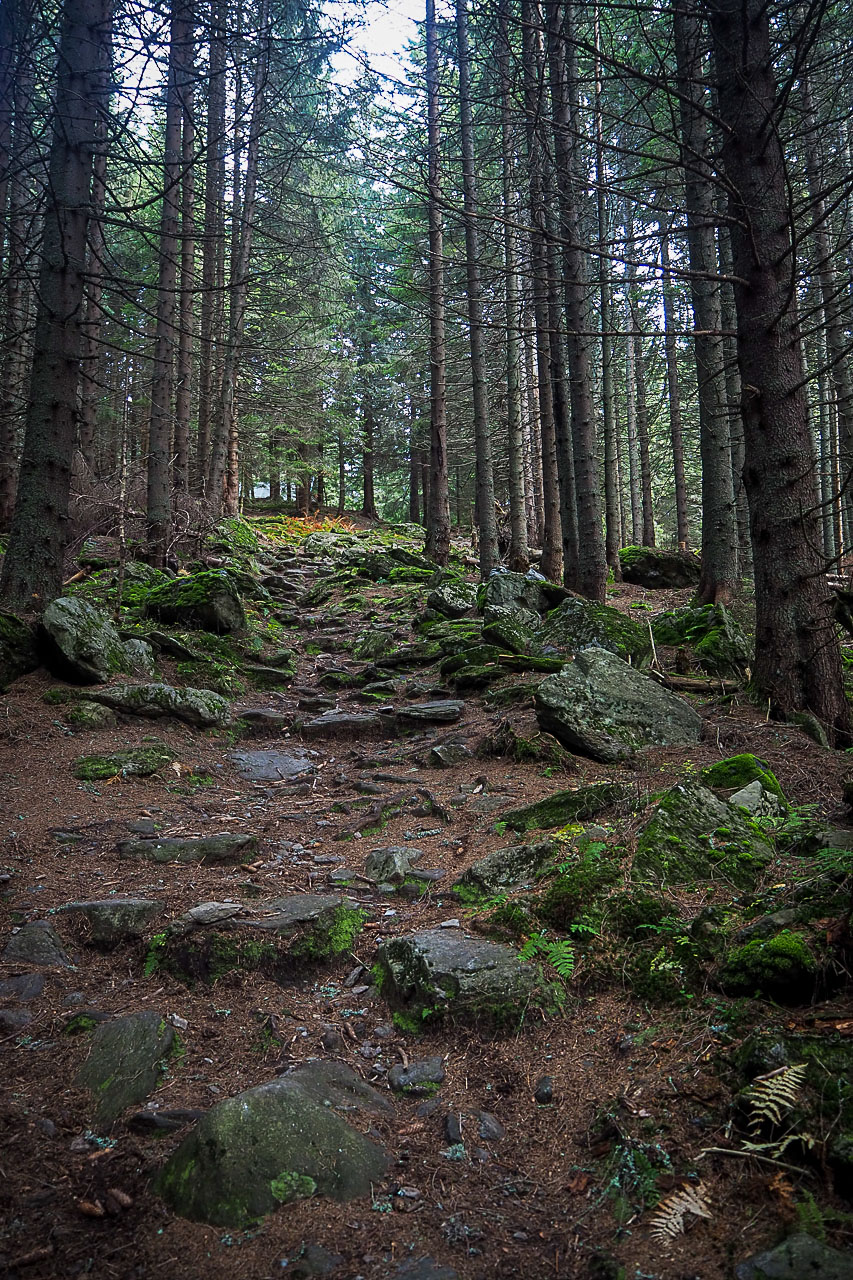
[746,1063,808,1133]
[648,1182,712,1243]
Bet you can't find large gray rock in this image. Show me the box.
[229,748,315,782]
[86,682,230,727]
[0,610,38,691]
[481,605,541,655]
[481,571,550,615]
[396,701,463,726]
[77,1010,175,1128]
[539,598,651,665]
[2,921,74,968]
[117,833,257,864]
[426,579,477,619]
[155,1061,390,1226]
[735,1234,853,1280]
[454,840,554,898]
[535,648,702,762]
[364,846,422,884]
[144,570,246,633]
[39,598,128,684]
[633,778,772,889]
[304,711,385,739]
[619,545,701,588]
[375,929,549,1024]
[60,898,164,947]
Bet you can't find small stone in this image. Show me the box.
[388,1056,446,1096]
[477,1111,505,1141]
[0,972,45,1002]
[0,1008,32,1032]
[534,1075,553,1105]
[364,845,422,885]
[321,1028,346,1053]
[392,1257,459,1280]
[444,1112,464,1143]
[36,1116,57,1138]
[396,701,464,726]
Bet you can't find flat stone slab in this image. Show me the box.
[395,701,464,725]
[60,898,164,946]
[155,1061,390,1226]
[77,1010,175,1129]
[388,1056,445,1095]
[454,840,555,899]
[233,709,292,737]
[304,711,387,739]
[0,972,45,1002]
[375,928,550,1024]
[535,648,702,762]
[229,748,315,782]
[87,682,230,727]
[3,921,74,968]
[117,833,257,864]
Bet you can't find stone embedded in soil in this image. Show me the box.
[501,781,633,833]
[428,743,472,768]
[127,1107,206,1134]
[65,700,118,730]
[388,1056,446,1095]
[375,929,550,1024]
[453,839,555,899]
[729,780,786,819]
[534,1076,554,1104]
[86,681,230,727]
[229,747,315,782]
[535,648,702,762]
[392,1259,460,1280]
[2,921,74,968]
[396,700,464,726]
[38,597,130,684]
[304,710,386,739]
[426,579,478,619]
[117,832,257,864]
[72,741,175,781]
[59,898,164,947]
[364,845,423,884]
[633,778,772,889]
[0,972,45,1002]
[155,1060,390,1226]
[76,1009,176,1129]
[0,1008,33,1032]
[734,1233,853,1280]
[233,708,292,737]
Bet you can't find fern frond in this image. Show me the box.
[746,1063,807,1132]
[648,1182,712,1243]
[518,932,547,962]
[545,938,576,979]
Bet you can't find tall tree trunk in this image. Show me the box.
[707,0,850,743]
[716,213,750,572]
[408,395,420,525]
[659,226,689,548]
[173,33,195,494]
[674,0,737,601]
[424,0,450,566]
[359,278,377,518]
[0,0,111,605]
[594,3,620,575]
[456,0,498,575]
[77,124,107,472]
[624,313,642,544]
[147,0,186,564]
[626,246,655,547]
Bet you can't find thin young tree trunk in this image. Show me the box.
[147,0,186,564]
[707,0,850,742]
[455,0,498,575]
[408,395,420,525]
[674,0,737,601]
[0,0,111,605]
[659,226,689,548]
[624,311,642,544]
[337,429,346,514]
[594,4,620,576]
[77,123,107,472]
[424,0,450,566]
[359,278,377,518]
[173,32,195,493]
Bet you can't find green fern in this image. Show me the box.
[518,932,575,979]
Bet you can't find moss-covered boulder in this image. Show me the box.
[158,894,365,982]
[481,605,541,655]
[652,603,751,676]
[86,682,230,727]
[60,898,164,947]
[719,929,818,1001]
[426,579,478,618]
[118,833,257,864]
[540,598,651,665]
[535,649,702,762]
[702,753,785,803]
[535,839,620,929]
[453,840,555,899]
[145,570,246,633]
[155,1061,390,1226]
[479,571,545,615]
[501,781,633,833]
[76,1010,175,1129]
[619,545,701,588]
[65,700,118,730]
[633,778,773,889]
[375,928,552,1025]
[72,741,175,780]
[0,610,38,691]
[39,598,129,684]
[440,645,504,677]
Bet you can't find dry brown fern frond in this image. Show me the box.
[648,1181,712,1244]
[746,1063,807,1133]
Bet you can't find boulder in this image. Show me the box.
[396,701,464,726]
[122,638,156,673]
[388,1056,445,1095]
[364,846,423,884]
[228,748,315,782]
[540,598,651,665]
[652,602,751,676]
[735,1233,853,1280]
[535,648,702,762]
[155,1061,390,1226]
[39,598,129,684]
[633,778,772,889]
[2,921,74,968]
[375,928,550,1024]
[76,1010,176,1128]
[619,545,701,588]
[720,929,818,1001]
[729,780,786,819]
[60,898,164,947]
[481,605,541,655]
[501,781,633,833]
[65,700,118,730]
[86,682,230,727]
[453,840,554,899]
[702,753,786,803]
[304,710,386,739]
[72,741,175,780]
[145,570,246,633]
[480,570,565,615]
[117,833,257,864]
[0,610,38,691]
[426,579,478,619]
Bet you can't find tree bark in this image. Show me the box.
[659,226,690,548]
[424,0,450,566]
[173,31,195,493]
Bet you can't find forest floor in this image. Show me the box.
[1,514,852,1280]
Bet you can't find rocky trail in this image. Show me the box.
[1,516,853,1280]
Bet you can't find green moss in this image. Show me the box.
[502,782,630,833]
[43,686,79,704]
[702,753,786,803]
[269,1171,316,1204]
[720,930,818,1000]
[609,890,670,938]
[65,1013,98,1035]
[391,1010,424,1035]
[73,743,175,781]
[536,846,619,929]
[289,905,366,963]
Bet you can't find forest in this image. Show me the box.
[2,0,853,1277]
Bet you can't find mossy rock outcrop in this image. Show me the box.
[702,753,785,803]
[652,603,751,676]
[426,579,478,618]
[619,545,701,589]
[478,570,568,616]
[0,610,38,691]
[719,929,819,1001]
[155,1061,390,1226]
[453,839,555,900]
[540,598,651,665]
[501,781,633,833]
[145,570,246,633]
[118,833,257,865]
[39,598,130,684]
[86,682,230,727]
[375,928,552,1025]
[535,648,702,762]
[72,741,175,780]
[76,1010,176,1129]
[481,604,541,655]
[633,778,772,889]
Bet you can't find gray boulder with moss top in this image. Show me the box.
[633,777,772,889]
[453,840,555,899]
[501,780,634,833]
[60,898,164,946]
[155,1060,390,1226]
[619,545,701,588]
[426,579,477,619]
[375,928,550,1024]
[72,741,175,780]
[145,570,246,633]
[117,832,257,864]
[39,598,129,684]
[86,682,229,726]
[76,1010,175,1128]
[540,597,651,665]
[535,648,702,762]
